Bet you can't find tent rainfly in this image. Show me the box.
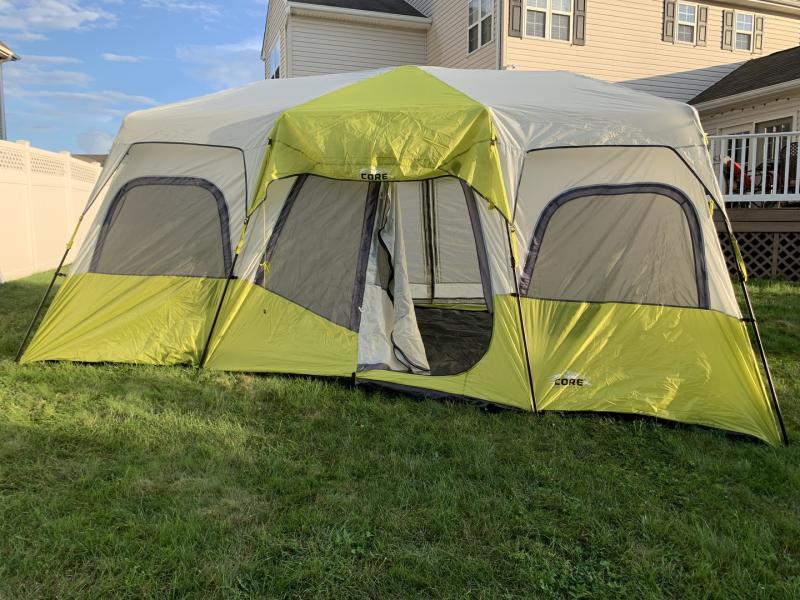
[17,66,787,445]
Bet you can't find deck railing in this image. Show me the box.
[707,131,800,205]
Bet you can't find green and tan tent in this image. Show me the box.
[18,66,787,445]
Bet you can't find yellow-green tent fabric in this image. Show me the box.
[20,66,786,445]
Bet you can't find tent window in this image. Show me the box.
[520,184,708,308]
[259,175,376,331]
[90,177,231,277]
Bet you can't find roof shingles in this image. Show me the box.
[290,0,425,18]
[689,45,800,105]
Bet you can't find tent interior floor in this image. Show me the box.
[413,306,492,376]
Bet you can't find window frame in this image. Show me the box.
[468,0,494,54]
[519,183,709,309]
[267,38,281,79]
[734,10,755,52]
[90,176,233,278]
[675,1,698,45]
[524,0,574,43]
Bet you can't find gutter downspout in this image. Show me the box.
[0,63,6,140]
[496,0,504,70]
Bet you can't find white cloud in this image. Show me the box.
[3,57,91,87]
[77,128,114,153]
[101,53,147,63]
[21,54,82,64]
[176,37,263,89]
[141,0,220,19]
[9,31,47,41]
[0,0,117,36]
[15,89,157,106]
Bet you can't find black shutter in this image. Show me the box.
[663,0,676,43]
[573,0,587,46]
[722,10,734,50]
[509,0,523,38]
[697,6,708,46]
[754,16,764,54]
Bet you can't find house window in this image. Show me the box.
[676,2,697,44]
[267,39,280,79]
[525,0,573,42]
[735,12,754,51]
[468,0,493,53]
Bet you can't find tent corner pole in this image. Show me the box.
[199,244,241,369]
[737,271,788,445]
[506,222,538,415]
[726,224,788,445]
[15,246,69,362]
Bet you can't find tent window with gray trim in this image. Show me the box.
[90,177,231,278]
[521,185,709,309]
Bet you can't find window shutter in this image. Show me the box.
[722,10,734,50]
[697,6,708,46]
[509,0,523,38]
[753,16,764,54]
[663,0,676,43]
[573,0,587,46]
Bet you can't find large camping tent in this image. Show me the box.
[18,66,787,445]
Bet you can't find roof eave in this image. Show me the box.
[691,78,800,111]
[286,1,431,29]
[725,0,800,17]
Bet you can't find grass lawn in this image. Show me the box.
[1,272,798,599]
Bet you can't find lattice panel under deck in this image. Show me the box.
[718,232,800,280]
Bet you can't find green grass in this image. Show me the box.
[1,273,799,599]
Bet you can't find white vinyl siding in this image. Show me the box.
[263,0,287,78]
[288,16,426,77]
[427,0,498,68]
[504,0,800,102]
[698,92,800,136]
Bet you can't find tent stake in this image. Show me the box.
[15,246,69,362]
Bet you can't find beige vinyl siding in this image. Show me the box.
[427,0,499,68]
[698,91,800,133]
[288,16,427,77]
[264,0,288,77]
[504,0,800,101]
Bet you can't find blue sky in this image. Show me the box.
[0,0,267,153]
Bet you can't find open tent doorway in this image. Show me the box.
[360,177,497,377]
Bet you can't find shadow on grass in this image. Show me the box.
[0,274,56,360]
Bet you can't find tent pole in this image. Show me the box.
[506,223,537,415]
[15,152,128,363]
[726,225,788,445]
[15,246,69,362]
[199,228,244,368]
[737,270,788,445]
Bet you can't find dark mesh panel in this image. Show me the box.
[92,180,229,277]
[529,193,700,307]
[263,176,369,330]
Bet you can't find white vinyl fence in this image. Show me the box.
[0,140,101,282]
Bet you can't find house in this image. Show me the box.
[262,1,800,201]
[0,39,20,141]
[262,1,800,102]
